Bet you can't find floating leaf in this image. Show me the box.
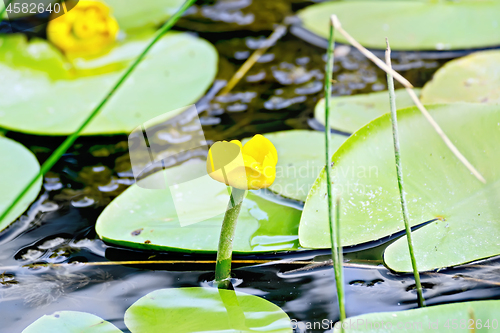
[96,160,301,253]
[0,32,217,135]
[298,1,500,50]
[422,50,500,104]
[333,300,500,332]
[315,89,420,134]
[125,287,292,333]
[105,0,185,31]
[244,130,347,202]
[0,136,41,232]
[22,311,122,333]
[299,104,500,272]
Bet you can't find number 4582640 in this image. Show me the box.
[444,318,498,330]
[5,2,62,14]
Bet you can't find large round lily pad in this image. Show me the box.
[244,130,347,202]
[299,103,500,272]
[333,300,500,332]
[315,89,420,134]
[298,1,500,51]
[0,32,217,135]
[125,287,292,333]
[0,136,41,232]
[421,50,500,104]
[105,0,185,31]
[96,160,301,253]
[22,311,122,333]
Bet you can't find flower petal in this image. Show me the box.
[230,140,243,150]
[242,134,278,165]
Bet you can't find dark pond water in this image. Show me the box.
[2,1,500,332]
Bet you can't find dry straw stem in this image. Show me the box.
[330,15,486,184]
[219,25,287,96]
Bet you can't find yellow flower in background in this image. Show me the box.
[47,0,119,56]
[207,134,278,190]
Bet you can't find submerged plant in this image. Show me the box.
[206,134,278,288]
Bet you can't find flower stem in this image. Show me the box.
[324,18,346,332]
[0,0,196,225]
[215,187,247,289]
[385,39,425,307]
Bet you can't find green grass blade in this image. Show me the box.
[0,0,197,224]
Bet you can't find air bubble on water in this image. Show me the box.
[264,96,306,110]
[200,117,221,126]
[296,56,310,65]
[257,53,275,63]
[40,202,58,212]
[226,103,248,112]
[181,124,200,132]
[234,51,249,60]
[22,249,44,261]
[92,166,106,173]
[295,81,323,95]
[39,237,66,250]
[246,71,266,82]
[117,178,135,185]
[157,132,192,144]
[98,182,119,192]
[44,181,63,191]
[71,197,95,208]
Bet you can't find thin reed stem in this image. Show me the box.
[324,18,346,332]
[333,197,346,329]
[385,39,425,307]
[0,0,197,224]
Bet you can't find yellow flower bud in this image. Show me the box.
[207,134,278,190]
[47,0,119,57]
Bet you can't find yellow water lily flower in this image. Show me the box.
[207,134,278,190]
[47,0,119,56]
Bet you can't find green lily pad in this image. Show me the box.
[315,89,420,134]
[22,311,122,333]
[0,32,217,135]
[298,0,500,50]
[0,136,41,232]
[243,130,347,202]
[125,287,292,333]
[96,160,301,253]
[333,300,500,332]
[421,50,500,104]
[299,103,500,272]
[105,0,185,31]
